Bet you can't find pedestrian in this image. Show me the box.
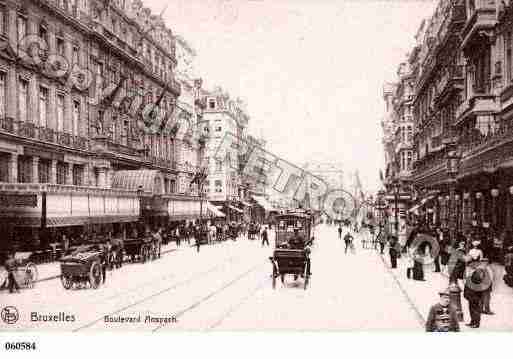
[412,246,425,280]
[433,228,443,273]
[378,227,386,254]
[480,258,495,315]
[425,288,460,332]
[504,245,513,287]
[464,262,486,328]
[4,252,20,293]
[175,225,181,247]
[389,235,399,269]
[261,227,269,247]
[343,231,354,254]
[338,225,343,240]
[100,245,108,285]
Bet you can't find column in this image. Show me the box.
[64,93,72,134]
[29,77,38,125]
[32,157,39,184]
[66,163,73,185]
[507,186,513,231]
[8,153,18,183]
[6,67,16,120]
[50,159,57,184]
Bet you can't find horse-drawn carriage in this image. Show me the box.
[269,211,313,290]
[124,235,160,263]
[60,246,104,289]
[0,252,38,290]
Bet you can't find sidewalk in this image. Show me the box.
[380,248,513,331]
[0,241,181,288]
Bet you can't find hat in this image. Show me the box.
[472,240,480,246]
[438,288,451,297]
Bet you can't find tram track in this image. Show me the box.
[152,260,268,332]
[71,253,248,332]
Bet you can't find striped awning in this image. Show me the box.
[206,202,225,217]
[252,196,274,211]
[112,170,163,194]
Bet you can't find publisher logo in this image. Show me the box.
[1,306,19,324]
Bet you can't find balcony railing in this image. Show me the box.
[459,122,513,157]
[0,117,89,151]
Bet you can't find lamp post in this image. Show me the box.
[446,149,461,246]
[393,180,400,237]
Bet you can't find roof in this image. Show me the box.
[111,170,164,194]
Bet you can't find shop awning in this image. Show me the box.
[112,170,163,194]
[206,202,225,217]
[227,205,243,213]
[252,195,274,211]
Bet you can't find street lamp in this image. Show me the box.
[393,180,400,236]
[446,149,461,245]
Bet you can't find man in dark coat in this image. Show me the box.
[425,288,460,332]
[464,265,485,328]
[4,252,20,293]
[388,235,399,268]
[261,227,269,247]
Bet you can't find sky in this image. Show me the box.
[144,0,437,193]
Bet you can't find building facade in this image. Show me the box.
[0,0,205,251]
[383,0,513,255]
[201,87,249,221]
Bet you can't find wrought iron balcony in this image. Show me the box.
[0,117,89,151]
[459,123,513,157]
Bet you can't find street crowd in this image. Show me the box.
[327,217,513,332]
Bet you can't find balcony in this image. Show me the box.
[435,65,464,102]
[461,0,497,51]
[0,117,89,151]
[436,2,466,47]
[455,93,498,126]
[458,124,513,176]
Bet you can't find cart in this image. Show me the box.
[270,211,314,290]
[0,253,39,289]
[124,236,159,263]
[60,250,103,290]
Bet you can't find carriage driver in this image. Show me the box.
[289,229,304,249]
[290,229,312,276]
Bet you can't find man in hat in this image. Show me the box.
[480,258,495,315]
[425,288,460,332]
[463,259,485,328]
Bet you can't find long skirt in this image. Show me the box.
[412,261,424,280]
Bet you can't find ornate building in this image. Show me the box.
[201,87,249,221]
[384,0,513,254]
[0,0,205,250]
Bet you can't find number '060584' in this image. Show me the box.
[4,342,37,350]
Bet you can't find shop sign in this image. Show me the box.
[0,194,37,207]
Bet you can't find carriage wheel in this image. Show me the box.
[25,263,38,288]
[61,275,72,290]
[89,262,102,289]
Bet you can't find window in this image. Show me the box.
[17,15,26,43]
[216,161,222,172]
[39,87,48,127]
[56,94,64,132]
[56,162,67,184]
[209,99,216,109]
[407,125,413,142]
[72,45,79,65]
[0,6,6,36]
[110,115,117,141]
[407,151,412,170]
[506,32,512,83]
[56,38,65,56]
[72,164,83,186]
[72,100,80,135]
[0,72,5,119]
[170,179,176,193]
[18,78,28,122]
[215,126,222,132]
[38,159,50,183]
[17,156,32,183]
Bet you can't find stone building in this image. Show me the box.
[201,87,249,221]
[0,0,205,250]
